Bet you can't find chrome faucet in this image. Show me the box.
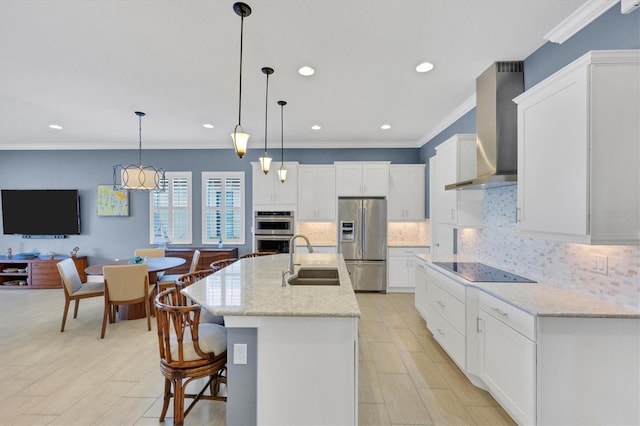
[288,234,314,274]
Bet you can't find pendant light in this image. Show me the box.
[113,111,166,191]
[231,2,251,158]
[259,67,274,174]
[277,100,288,183]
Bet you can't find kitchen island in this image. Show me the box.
[181,253,360,426]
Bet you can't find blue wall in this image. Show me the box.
[420,5,640,218]
[0,147,420,262]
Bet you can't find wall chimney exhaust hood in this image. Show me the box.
[446,61,524,190]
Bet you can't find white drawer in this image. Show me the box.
[429,308,466,370]
[426,265,465,301]
[479,291,536,340]
[428,281,466,336]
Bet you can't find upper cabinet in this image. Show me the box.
[252,162,299,210]
[433,134,483,229]
[297,165,336,221]
[388,164,425,221]
[335,162,389,197]
[514,50,640,245]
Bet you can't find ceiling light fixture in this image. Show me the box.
[277,100,288,183]
[202,123,214,129]
[231,2,252,159]
[311,124,322,130]
[381,124,391,130]
[113,111,166,191]
[259,67,274,174]
[298,66,315,76]
[416,62,434,73]
[48,124,63,130]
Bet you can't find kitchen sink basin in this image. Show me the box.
[287,267,340,286]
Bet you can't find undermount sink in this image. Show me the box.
[287,267,340,286]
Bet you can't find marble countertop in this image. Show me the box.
[415,254,640,318]
[181,253,361,318]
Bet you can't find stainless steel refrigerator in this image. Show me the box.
[338,197,387,292]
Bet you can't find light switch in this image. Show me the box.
[590,255,608,276]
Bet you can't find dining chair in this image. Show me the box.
[157,249,200,292]
[101,263,154,339]
[209,258,237,272]
[135,247,165,258]
[57,258,105,332]
[175,269,224,325]
[155,287,227,426]
[240,251,276,259]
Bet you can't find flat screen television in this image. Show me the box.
[1,189,81,236]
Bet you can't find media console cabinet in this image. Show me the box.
[0,255,87,289]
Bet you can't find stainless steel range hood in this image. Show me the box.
[445,61,524,190]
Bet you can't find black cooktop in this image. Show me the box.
[433,262,536,283]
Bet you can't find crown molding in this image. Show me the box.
[544,0,618,44]
[418,94,476,146]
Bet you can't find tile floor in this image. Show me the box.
[0,289,514,425]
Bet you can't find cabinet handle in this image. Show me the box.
[516,207,521,223]
[436,328,445,336]
[492,307,509,317]
[437,300,445,308]
[451,208,455,220]
[476,317,483,333]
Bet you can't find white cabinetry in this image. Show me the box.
[433,134,482,228]
[387,247,429,292]
[252,162,298,209]
[477,292,536,425]
[423,265,466,370]
[335,162,389,197]
[414,260,429,319]
[388,165,425,220]
[297,165,336,221]
[514,50,640,245]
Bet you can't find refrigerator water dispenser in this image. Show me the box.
[340,221,355,242]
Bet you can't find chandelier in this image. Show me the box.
[113,111,165,191]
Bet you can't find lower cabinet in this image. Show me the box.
[423,264,466,370]
[387,247,429,292]
[478,293,536,425]
[414,261,428,319]
[415,259,640,425]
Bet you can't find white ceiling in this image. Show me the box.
[0,0,588,151]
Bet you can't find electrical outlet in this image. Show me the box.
[590,255,608,275]
[233,343,247,364]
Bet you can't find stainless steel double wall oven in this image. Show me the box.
[253,211,294,253]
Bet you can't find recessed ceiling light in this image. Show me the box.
[48,124,63,130]
[311,124,322,130]
[416,62,434,73]
[202,123,214,129]
[381,124,391,130]
[298,66,315,76]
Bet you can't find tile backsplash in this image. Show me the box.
[457,186,640,309]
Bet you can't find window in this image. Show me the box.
[202,172,245,245]
[149,172,192,244]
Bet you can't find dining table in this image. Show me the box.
[85,256,186,320]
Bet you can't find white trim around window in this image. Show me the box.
[202,171,245,245]
[149,171,193,245]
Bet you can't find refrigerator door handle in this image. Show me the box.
[362,206,367,254]
[357,206,362,257]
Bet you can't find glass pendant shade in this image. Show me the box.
[259,155,272,174]
[277,165,287,183]
[231,126,249,158]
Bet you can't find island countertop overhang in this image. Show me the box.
[181,253,361,318]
